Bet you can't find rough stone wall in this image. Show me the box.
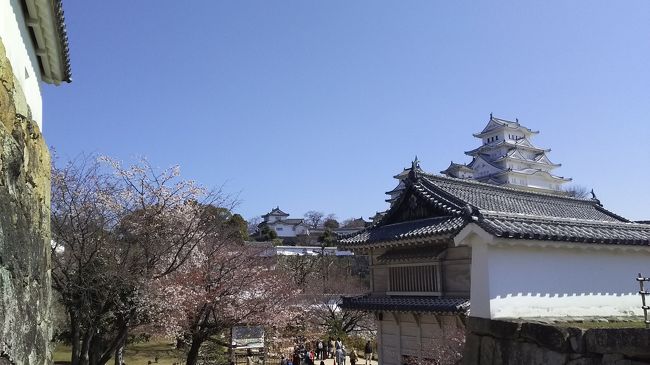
[463,317,650,365]
[0,39,52,364]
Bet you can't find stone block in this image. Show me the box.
[505,341,567,365]
[461,333,481,365]
[520,322,572,353]
[479,336,497,365]
[566,357,601,365]
[585,329,650,360]
[601,353,624,364]
[568,327,587,354]
[467,317,521,340]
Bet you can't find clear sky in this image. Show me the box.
[43,1,650,222]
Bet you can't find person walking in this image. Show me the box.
[316,340,324,360]
[349,348,358,365]
[364,341,373,365]
[328,338,334,359]
[334,347,344,365]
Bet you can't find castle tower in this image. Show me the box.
[441,115,570,191]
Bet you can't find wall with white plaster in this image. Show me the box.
[484,244,650,318]
[0,0,43,127]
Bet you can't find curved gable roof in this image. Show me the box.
[341,169,650,247]
[420,174,622,222]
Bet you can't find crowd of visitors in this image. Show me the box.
[279,338,373,365]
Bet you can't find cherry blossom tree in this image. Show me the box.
[303,258,374,338]
[147,234,295,365]
[51,155,234,365]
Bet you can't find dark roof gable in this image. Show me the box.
[341,167,650,247]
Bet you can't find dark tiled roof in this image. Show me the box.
[419,175,623,222]
[341,216,466,246]
[340,295,469,314]
[280,218,304,225]
[479,213,650,245]
[377,246,448,263]
[342,170,650,247]
[262,207,289,217]
[54,0,72,82]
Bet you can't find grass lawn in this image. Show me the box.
[53,340,185,365]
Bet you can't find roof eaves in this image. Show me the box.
[24,0,72,84]
[418,172,602,205]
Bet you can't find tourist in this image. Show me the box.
[364,341,372,365]
[293,351,300,365]
[316,339,324,360]
[335,338,342,351]
[328,338,334,359]
[281,355,287,365]
[335,346,346,365]
[349,348,358,365]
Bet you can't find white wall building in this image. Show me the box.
[1,0,71,128]
[341,159,650,365]
[260,207,310,238]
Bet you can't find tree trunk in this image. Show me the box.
[113,325,128,365]
[97,322,129,365]
[79,330,94,365]
[185,336,204,365]
[70,312,82,365]
[114,342,124,365]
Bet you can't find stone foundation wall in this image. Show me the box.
[463,317,650,365]
[0,39,52,364]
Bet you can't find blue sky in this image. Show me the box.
[43,1,650,222]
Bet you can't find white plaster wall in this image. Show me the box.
[473,157,501,178]
[0,0,43,127]
[469,240,491,318]
[525,174,562,190]
[294,225,309,235]
[270,223,298,237]
[485,244,650,318]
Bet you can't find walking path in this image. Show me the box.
[298,357,378,365]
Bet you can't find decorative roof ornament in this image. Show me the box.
[462,204,478,220]
[408,157,421,181]
[590,189,602,205]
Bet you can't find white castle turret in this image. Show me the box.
[441,114,570,191]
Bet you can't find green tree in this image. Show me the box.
[324,218,340,229]
[227,213,249,241]
[318,228,338,246]
[258,225,278,241]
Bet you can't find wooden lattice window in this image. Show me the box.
[388,264,441,295]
